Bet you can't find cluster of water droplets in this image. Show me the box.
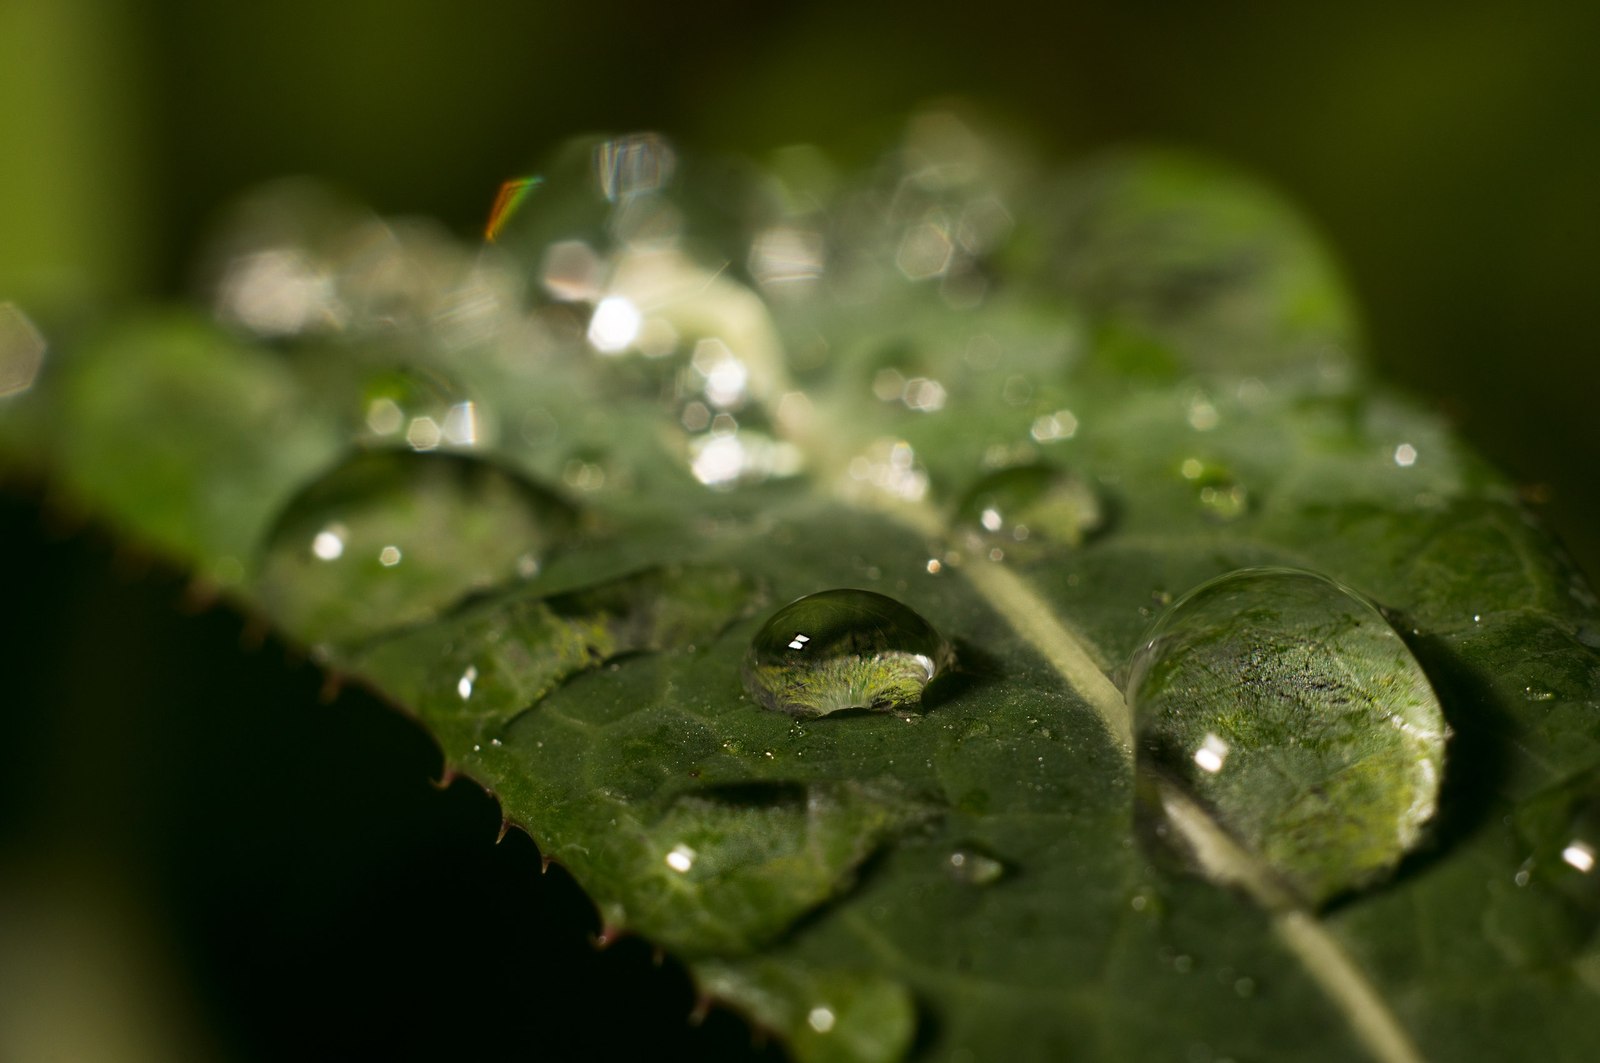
[254,449,577,650]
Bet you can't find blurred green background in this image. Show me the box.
[2,1,1597,1058]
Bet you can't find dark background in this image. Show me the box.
[2,1,1596,1058]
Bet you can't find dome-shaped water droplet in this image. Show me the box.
[955,463,1104,550]
[742,589,953,718]
[1126,567,1447,904]
[255,449,576,649]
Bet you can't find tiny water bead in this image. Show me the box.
[1127,567,1447,905]
[1486,771,1600,968]
[742,590,954,718]
[255,449,577,648]
[954,463,1104,550]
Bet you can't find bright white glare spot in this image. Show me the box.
[872,368,906,403]
[0,302,48,397]
[1394,443,1418,467]
[896,220,954,280]
[1187,397,1220,432]
[665,843,696,873]
[926,558,942,574]
[311,525,346,561]
[691,338,749,408]
[949,852,967,869]
[379,545,403,567]
[788,633,812,651]
[903,377,946,412]
[217,248,341,337]
[540,240,602,302]
[588,295,642,353]
[980,507,1003,533]
[406,416,442,450]
[1030,409,1079,443]
[1193,732,1230,774]
[365,397,404,436]
[595,133,676,202]
[749,226,824,289]
[1562,841,1597,874]
[442,401,479,446]
[807,1007,836,1034]
[690,433,748,488]
[457,666,478,700]
[846,440,928,502]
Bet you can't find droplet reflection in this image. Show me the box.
[1127,567,1447,904]
[742,589,953,718]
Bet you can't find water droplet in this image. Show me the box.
[946,845,1006,886]
[1487,771,1600,966]
[742,589,953,718]
[256,450,577,648]
[955,463,1104,550]
[1127,567,1447,904]
[1179,458,1249,522]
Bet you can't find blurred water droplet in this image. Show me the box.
[0,303,47,398]
[594,133,677,203]
[946,846,1006,886]
[1127,567,1447,904]
[955,464,1104,550]
[1180,458,1249,522]
[256,450,576,648]
[1487,771,1600,967]
[742,589,953,718]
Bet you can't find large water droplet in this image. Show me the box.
[255,449,576,649]
[1127,567,1447,905]
[955,463,1104,550]
[742,589,953,718]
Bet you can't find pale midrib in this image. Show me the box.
[888,497,1424,1063]
[738,283,1423,1063]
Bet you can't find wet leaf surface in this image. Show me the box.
[5,115,1599,1062]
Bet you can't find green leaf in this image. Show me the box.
[6,113,1600,1063]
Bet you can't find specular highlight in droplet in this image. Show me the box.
[255,449,577,649]
[742,589,953,718]
[1126,567,1447,905]
[1486,770,1600,968]
[954,463,1104,550]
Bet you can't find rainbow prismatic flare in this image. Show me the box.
[484,176,542,242]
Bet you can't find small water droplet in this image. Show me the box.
[955,463,1105,550]
[742,589,953,718]
[946,846,1006,886]
[1127,568,1447,904]
[256,450,577,648]
[1180,458,1249,522]
[1488,771,1600,966]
